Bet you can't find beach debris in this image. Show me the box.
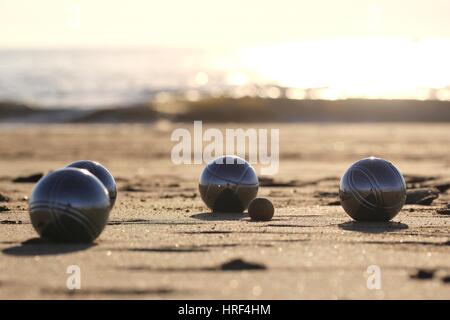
[180,193,196,199]
[121,184,147,192]
[161,192,196,199]
[0,193,9,202]
[434,182,450,193]
[412,181,450,193]
[315,191,339,198]
[410,269,436,280]
[259,177,299,187]
[219,258,267,271]
[326,200,341,206]
[314,191,341,205]
[405,188,439,205]
[13,173,43,183]
[403,174,437,185]
[0,205,10,212]
[442,276,450,284]
[403,174,450,193]
[248,198,274,221]
[0,220,22,224]
[436,203,450,215]
[168,183,180,188]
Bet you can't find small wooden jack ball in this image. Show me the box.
[248,197,274,221]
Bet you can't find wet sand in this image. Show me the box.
[0,123,449,299]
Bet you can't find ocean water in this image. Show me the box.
[0,48,241,109]
[1,41,450,109]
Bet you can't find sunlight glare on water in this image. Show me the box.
[0,38,449,108]
[234,38,450,100]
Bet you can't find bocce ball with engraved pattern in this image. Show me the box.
[339,157,406,221]
[67,160,117,209]
[29,168,111,243]
[199,155,259,213]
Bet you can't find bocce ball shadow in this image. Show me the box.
[40,287,177,297]
[190,211,247,221]
[2,238,95,256]
[338,221,408,234]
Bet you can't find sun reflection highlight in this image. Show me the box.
[232,38,450,100]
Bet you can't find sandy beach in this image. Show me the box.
[1,0,450,304]
[0,122,449,299]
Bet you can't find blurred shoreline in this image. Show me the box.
[1,97,450,123]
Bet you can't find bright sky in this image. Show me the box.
[1,0,450,48]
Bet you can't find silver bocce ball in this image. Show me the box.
[67,160,117,209]
[339,157,406,222]
[199,155,259,213]
[29,168,111,243]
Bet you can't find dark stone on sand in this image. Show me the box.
[403,174,437,184]
[0,220,22,224]
[434,182,450,193]
[219,258,267,271]
[327,200,341,206]
[121,185,147,192]
[180,193,197,199]
[442,276,450,284]
[315,191,341,206]
[410,269,435,280]
[13,173,44,183]
[436,206,450,215]
[0,193,9,202]
[410,180,450,193]
[0,205,10,212]
[168,183,180,188]
[405,188,439,205]
[258,177,299,187]
[315,191,339,198]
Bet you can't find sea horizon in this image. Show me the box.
[1,38,450,109]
